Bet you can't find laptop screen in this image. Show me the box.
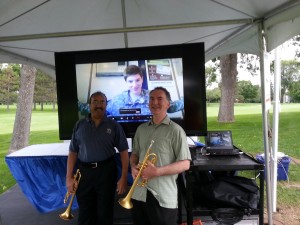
[205,130,233,150]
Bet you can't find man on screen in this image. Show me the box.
[106,65,151,116]
[106,65,184,117]
[78,65,184,117]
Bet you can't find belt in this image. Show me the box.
[79,156,114,169]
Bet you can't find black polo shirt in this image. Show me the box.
[69,115,128,162]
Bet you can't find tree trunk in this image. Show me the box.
[218,54,238,122]
[9,65,37,153]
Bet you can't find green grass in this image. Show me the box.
[0,105,62,193]
[201,103,300,158]
[0,103,300,207]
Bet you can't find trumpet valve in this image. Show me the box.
[137,181,147,187]
[63,192,70,204]
[137,162,148,170]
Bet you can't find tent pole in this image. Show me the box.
[0,19,255,43]
[272,47,281,212]
[258,23,273,225]
[121,0,128,48]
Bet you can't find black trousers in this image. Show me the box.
[76,159,117,225]
[131,190,178,225]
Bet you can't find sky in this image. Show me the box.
[238,44,299,86]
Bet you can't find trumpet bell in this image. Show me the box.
[118,197,133,209]
[59,169,81,220]
[59,210,74,220]
[118,140,155,209]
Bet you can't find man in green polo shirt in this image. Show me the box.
[130,86,191,225]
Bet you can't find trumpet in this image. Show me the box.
[118,140,156,209]
[59,169,81,220]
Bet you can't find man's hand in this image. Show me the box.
[141,160,158,181]
[116,176,128,195]
[131,163,139,179]
[66,176,76,194]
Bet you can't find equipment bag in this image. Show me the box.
[192,175,260,210]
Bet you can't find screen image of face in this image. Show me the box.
[76,58,184,123]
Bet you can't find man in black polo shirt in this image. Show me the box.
[66,91,129,225]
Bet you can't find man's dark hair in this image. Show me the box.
[89,91,107,104]
[123,65,143,81]
[150,87,171,102]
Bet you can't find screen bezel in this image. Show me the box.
[55,43,207,139]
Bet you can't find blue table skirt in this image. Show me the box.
[5,155,78,213]
[5,153,133,213]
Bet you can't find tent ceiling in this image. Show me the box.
[1,0,300,78]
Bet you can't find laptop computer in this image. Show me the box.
[205,130,240,155]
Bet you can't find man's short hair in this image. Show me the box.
[150,87,171,102]
[89,91,107,104]
[123,65,143,81]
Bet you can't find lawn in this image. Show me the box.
[0,103,300,208]
[0,105,62,193]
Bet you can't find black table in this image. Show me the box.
[182,151,264,225]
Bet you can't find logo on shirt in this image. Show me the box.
[106,128,112,134]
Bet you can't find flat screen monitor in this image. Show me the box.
[55,43,207,139]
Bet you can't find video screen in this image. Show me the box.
[76,58,184,123]
[55,43,207,139]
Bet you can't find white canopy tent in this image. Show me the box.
[1,1,300,224]
[1,0,300,77]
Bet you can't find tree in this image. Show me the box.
[206,88,221,103]
[9,65,36,153]
[0,64,20,109]
[239,53,260,76]
[207,53,258,121]
[33,69,57,111]
[288,81,300,102]
[205,65,218,88]
[280,60,300,103]
[289,34,300,58]
[236,80,260,103]
[218,54,238,122]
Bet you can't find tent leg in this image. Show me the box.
[258,23,273,225]
[271,47,281,212]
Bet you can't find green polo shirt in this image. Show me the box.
[131,116,191,208]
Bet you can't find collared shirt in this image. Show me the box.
[106,89,151,116]
[69,115,128,162]
[131,116,191,208]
